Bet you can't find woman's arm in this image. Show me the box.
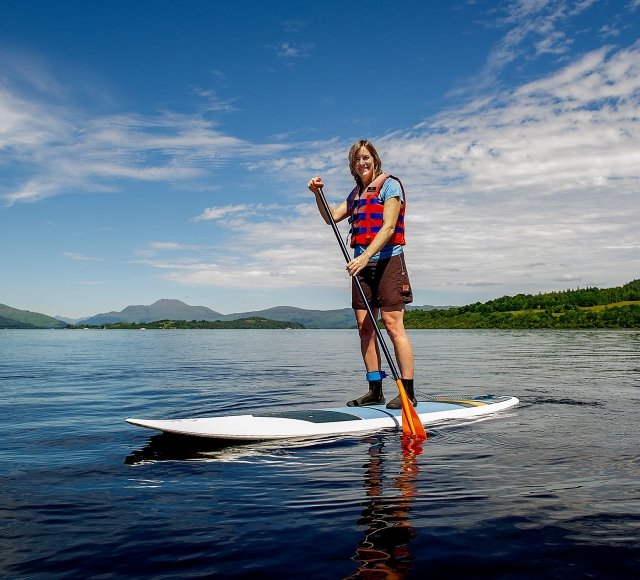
[308,177,350,224]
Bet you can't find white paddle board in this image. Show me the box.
[126,395,518,441]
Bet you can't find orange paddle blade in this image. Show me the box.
[396,379,427,440]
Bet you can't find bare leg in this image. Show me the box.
[346,307,386,406]
[380,304,414,379]
[381,304,416,408]
[355,308,381,372]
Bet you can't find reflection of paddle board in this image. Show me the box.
[126,395,518,441]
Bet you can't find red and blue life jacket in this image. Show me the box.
[346,173,406,248]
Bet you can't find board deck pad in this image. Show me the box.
[126,395,519,441]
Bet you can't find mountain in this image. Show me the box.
[78,299,223,326]
[218,306,357,329]
[217,305,453,329]
[72,300,450,329]
[54,315,88,325]
[0,303,66,328]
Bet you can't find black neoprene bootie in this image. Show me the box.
[386,379,417,409]
[347,380,385,407]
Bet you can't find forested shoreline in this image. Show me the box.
[404,279,640,329]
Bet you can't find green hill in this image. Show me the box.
[0,315,37,328]
[218,306,356,329]
[0,303,65,328]
[404,279,640,329]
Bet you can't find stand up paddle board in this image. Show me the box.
[126,395,518,441]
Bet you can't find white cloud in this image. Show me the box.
[599,24,620,38]
[0,92,283,204]
[192,88,239,112]
[64,252,103,261]
[274,42,313,59]
[149,242,204,250]
[396,45,640,203]
[192,203,253,221]
[481,0,601,79]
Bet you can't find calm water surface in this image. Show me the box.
[1,329,639,579]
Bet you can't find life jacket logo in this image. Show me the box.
[367,186,377,192]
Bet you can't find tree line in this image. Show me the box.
[403,279,640,329]
[66,317,305,330]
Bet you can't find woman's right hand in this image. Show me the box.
[307,177,324,194]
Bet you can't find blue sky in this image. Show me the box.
[2,0,639,318]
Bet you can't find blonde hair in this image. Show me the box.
[348,140,383,186]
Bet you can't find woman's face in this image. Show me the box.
[353,146,375,186]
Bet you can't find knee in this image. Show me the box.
[385,327,403,342]
[382,319,405,342]
[357,320,376,341]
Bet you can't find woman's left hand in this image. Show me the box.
[346,254,369,277]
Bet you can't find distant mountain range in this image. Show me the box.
[65,300,358,329]
[2,299,450,330]
[54,315,93,325]
[67,299,447,329]
[70,299,223,327]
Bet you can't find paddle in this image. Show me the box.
[315,183,427,440]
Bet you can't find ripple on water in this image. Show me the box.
[1,329,639,579]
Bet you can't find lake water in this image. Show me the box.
[1,329,639,579]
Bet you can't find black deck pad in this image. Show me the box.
[260,410,362,423]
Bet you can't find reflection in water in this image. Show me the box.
[346,435,424,579]
[127,431,425,579]
[125,433,246,464]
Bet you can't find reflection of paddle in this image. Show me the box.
[316,185,427,440]
[349,436,420,578]
[402,433,425,458]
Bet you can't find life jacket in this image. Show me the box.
[346,173,406,248]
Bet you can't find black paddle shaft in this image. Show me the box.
[316,187,402,383]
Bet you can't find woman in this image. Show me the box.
[307,140,416,409]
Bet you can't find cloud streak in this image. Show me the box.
[0,92,284,205]
[477,0,601,85]
[64,252,103,261]
[274,42,313,59]
[149,242,204,250]
[192,204,252,221]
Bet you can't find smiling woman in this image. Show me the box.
[308,140,417,410]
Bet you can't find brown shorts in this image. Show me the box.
[352,253,413,310]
